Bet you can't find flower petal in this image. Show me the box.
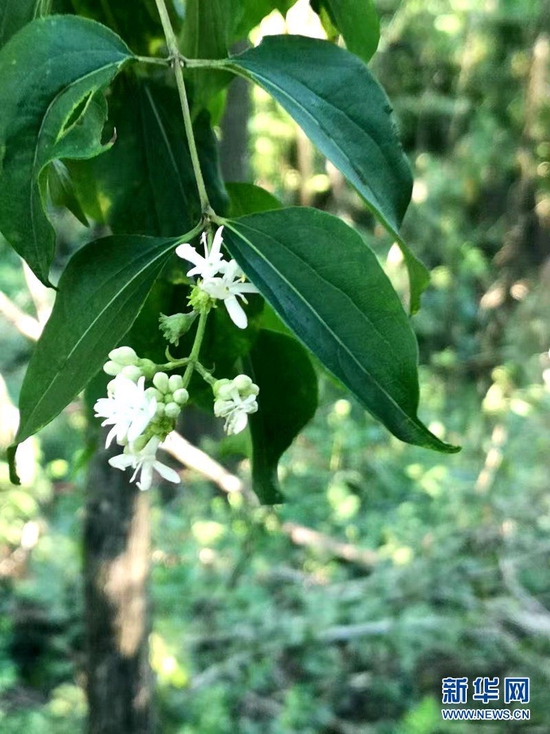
[154,461,180,484]
[210,226,224,261]
[109,453,134,471]
[224,296,248,329]
[137,463,154,491]
[176,243,203,268]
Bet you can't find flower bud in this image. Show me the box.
[165,402,181,420]
[138,358,157,379]
[145,387,163,402]
[168,374,184,393]
[159,311,198,346]
[155,403,166,418]
[233,374,253,393]
[189,285,214,312]
[108,346,138,366]
[213,379,232,399]
[172,388,189,406]
[103,360,122,376]
[120,365,142,382]
[153,372,170,394]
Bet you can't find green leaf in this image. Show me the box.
[10,233,185,482]
[69,76,227,236]
[313,0,380,63]
[230,0,295,42]
[247,329,318,504]
[0,15,135,285]
[229,35,429,312]
[64,0,175,55]
[0,0,38,47]
[47,161,89,227]
[181,0,234,113]
[226,182,283,218]
[222,208,459,453]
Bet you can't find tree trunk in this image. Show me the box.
[84,442,155,734]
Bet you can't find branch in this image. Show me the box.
[0,291,42,341]
[281,522,379,568]
[161,431,252,497]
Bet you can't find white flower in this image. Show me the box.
[176,226,225,280]
[213,375,259,435]
[200,260,259,329]
[94,375,157,448]
[109,436,180,491]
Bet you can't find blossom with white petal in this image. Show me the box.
[109,436,180,491]
[200,260,259,329]
[213,375,259,435]
[94,375,157,448]
[176,226,225,280]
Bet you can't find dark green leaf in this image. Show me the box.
[13,233,182,457]
[47,161,89,227]
[0,0,38,47]
[226,182,283,218]
[229,35,428,312]
[313,0,380,63]
[0,15,134,284]
[69,76,227,236]
[223,208,459,453]
[230,0,295,42]
[247,329,318,504]
[63,0,175,54]
[181,0,234,113]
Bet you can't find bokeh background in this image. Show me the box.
[1,0,549,731]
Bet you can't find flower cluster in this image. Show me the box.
[213,375,259,435]
[94,227,261,491]
[176,226,258,329]
[94,347,188,491]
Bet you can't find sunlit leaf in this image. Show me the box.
[229,35,429,312]
[0,15,135,284]
[312,0,380,63]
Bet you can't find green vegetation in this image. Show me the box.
[1,0,549,731]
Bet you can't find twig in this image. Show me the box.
[281,522,379,568]
[161,431,251,497]
[0,291,42,341]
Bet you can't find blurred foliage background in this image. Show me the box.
[1,0,549,731]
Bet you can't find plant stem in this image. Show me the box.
[154,0,212,214]
[182,309,210,389]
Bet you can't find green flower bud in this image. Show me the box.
[108,346,138,366]
[155,403,166,418]
[234,374,253,393]
[145,387,163,402]
[165,402,181,420]
[189,285,215,313]
[120,365,142,382]
[213,378,232,399]
[103,360,122,376]
[168,374,184,392]
[172,388,189,406]
[153,372,170,394]
[138,358,157,379]
[159,312,198,346]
